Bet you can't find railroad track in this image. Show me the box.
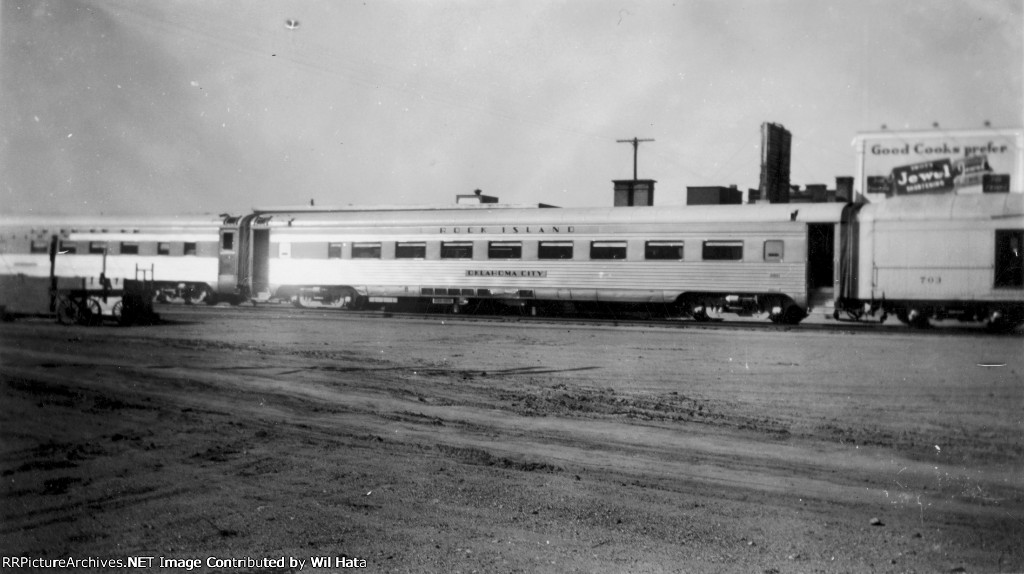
[153,301,1019,338]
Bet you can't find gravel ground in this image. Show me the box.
[1,307,1022,573]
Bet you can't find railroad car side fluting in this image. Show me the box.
[0,215,223,307]
[213,202,847,324]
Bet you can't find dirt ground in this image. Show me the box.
[1,306,1022,573]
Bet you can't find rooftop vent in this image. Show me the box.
[456,189,499,204]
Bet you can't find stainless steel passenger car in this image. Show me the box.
[835,193,1024,330]
[8,192,1021,330]
[216,202,847,324]
[0,215,223,304]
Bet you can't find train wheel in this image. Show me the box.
[56,296,78,325]
[691,306,711,322]
[986,319,1022,333]
[184,285,210,305]
[114,300,144,326]
[783,306,807,325]
[987,312,1023,333]
[902,309,931,329]
[187,286,216,305]
[346,294,367,311]
[80,298,102,326]
[770,305,805,325]
[325,288,356,309]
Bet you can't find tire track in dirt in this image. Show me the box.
[5,344,1019,524]
[3,319,1022,572]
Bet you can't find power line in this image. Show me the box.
[616,137,655,180]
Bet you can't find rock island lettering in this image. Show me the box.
[440,226,575,234]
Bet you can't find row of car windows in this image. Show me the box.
[35,241,200,255]
[322,240,786,262]
[40,238,789,263]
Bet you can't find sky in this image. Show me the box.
[1,0,1021,216]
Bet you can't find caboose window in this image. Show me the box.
[221,232,235,252]
[994,230,1023,288]
[158,242,171,255]
[120,242,139,255]
[763,240,784,262]
[59,241,77,254]
[30,240,49,254]
[590,241,627,260]
[184,242,197,256]
[488,241,522,259]
[352,242,381,259]
[327,242,344,259]
[538,241,573,260]
[645,241,683,260]
[396,242,426,259]
[702,240,743,261]
[441,241,473,259]
[89,241,107,254]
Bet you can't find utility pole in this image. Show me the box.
[616,137,655,180]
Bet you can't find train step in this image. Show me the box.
[807,287,835,309]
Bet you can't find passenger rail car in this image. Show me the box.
[4,192,1021,330]
[0,215,223,304]
[835,193,1024,330]
[214,202,848,324]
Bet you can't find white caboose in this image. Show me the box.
[836,193,1024,330]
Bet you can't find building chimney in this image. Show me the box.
[612,179,656,206]
[835,177,854,202]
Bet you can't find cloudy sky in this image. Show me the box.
[1,0,1021,216]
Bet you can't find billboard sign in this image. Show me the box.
[891,159,955,195]
[854,129,1023,200]
[983,173,1011,192]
